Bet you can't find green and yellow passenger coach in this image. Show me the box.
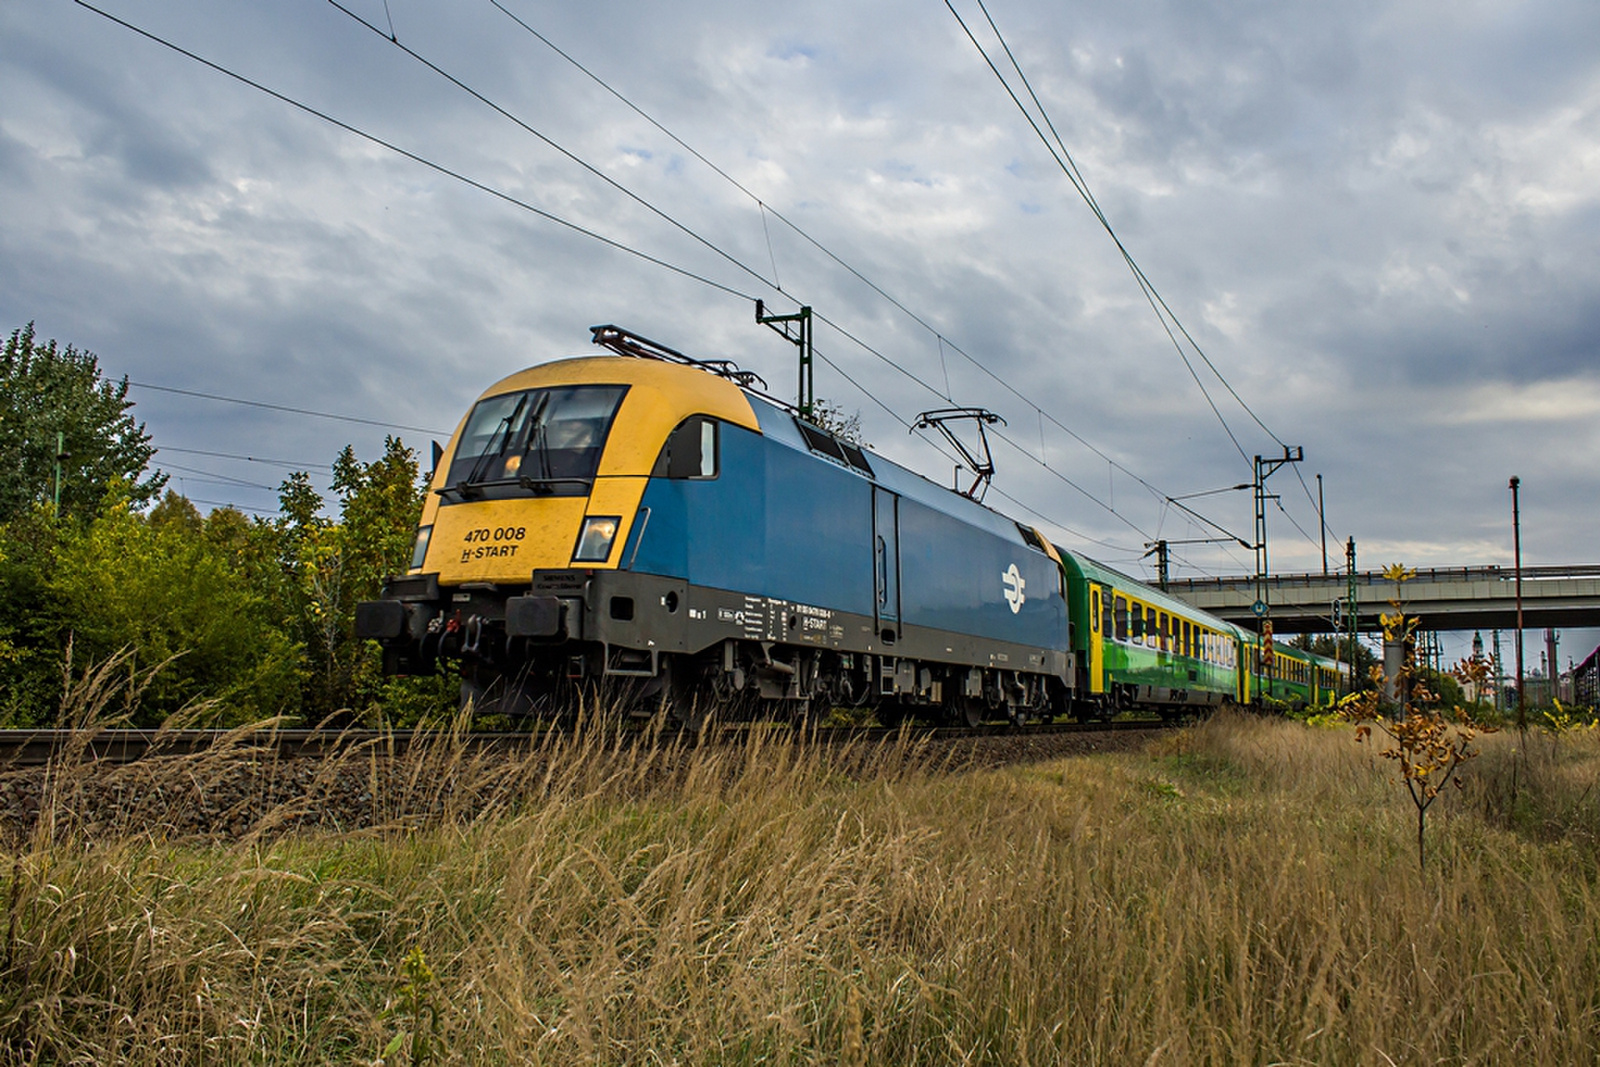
[1060,554,1243,714]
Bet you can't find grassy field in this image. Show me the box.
[1,711,1596,1064]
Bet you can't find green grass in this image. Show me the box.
[1,711,1597,1063]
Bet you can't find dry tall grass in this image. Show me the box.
[1,708,1596,1064]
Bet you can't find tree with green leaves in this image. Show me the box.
[281,437,430,720]
[0,508,68,726]
[1294,631,1380,693]
[1,323,165,522]
[49,487,303,725]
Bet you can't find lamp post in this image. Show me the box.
[1317,473,1328,576]
[1510,476,1525,730]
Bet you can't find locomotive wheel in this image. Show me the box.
[951,696,985,728]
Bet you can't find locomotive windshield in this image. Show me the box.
[445,384,628,497]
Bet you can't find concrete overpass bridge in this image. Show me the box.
[1164,565,1600,635]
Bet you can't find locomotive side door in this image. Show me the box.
[872,487,900,634]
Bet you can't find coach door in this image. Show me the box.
[1086,582,1105,693]
[873,487,900,636]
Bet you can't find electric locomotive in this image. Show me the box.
[355,325,1346,722]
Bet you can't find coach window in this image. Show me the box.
[654,417,720,479]
[1180,621,1190,658]
[1114,596,1129,642]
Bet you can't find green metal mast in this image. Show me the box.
[1345,537,1358,696]
[53,431,68,512]
[755,301,814,419]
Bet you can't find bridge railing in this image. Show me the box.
[1166,565,1600,593]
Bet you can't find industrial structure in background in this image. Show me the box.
[1576,643,1600,708]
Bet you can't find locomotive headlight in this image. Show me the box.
[409,525,433,571]
[573,515,621,563]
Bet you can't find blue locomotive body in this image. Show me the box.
[614,392,1068,719]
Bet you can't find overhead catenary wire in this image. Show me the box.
[474,6,1216,547]
[73,0,765,310]
[158,446,334,471]
[128,380,452,437]
[82,0,1243,573]
[949,0,1343,552]
[1274,496,1325,556]
[327,0,784,303]
[811,349,1144,555]
[969,0,1289,453]
[486,0,1187,514]
[161,462,279,491]
[72,0,1034,547]
[88,0,1175,545]
[182,497,280,517]
[813,345,1213,570]
[945,0,1250,463]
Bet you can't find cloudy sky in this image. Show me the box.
[4,0,1598,661]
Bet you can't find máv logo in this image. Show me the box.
[1002,563,1027,613]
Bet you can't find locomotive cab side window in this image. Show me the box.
[654,416,720,479]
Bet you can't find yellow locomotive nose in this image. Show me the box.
[358,347,767,712]
[417,380,634,580]
[409,356,762,584]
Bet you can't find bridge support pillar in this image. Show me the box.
[1383,637,1403,707]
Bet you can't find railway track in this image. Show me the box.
[0,718,1182,843]
[0,718,1177,768]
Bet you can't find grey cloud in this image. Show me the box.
[2,0,1598,603]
